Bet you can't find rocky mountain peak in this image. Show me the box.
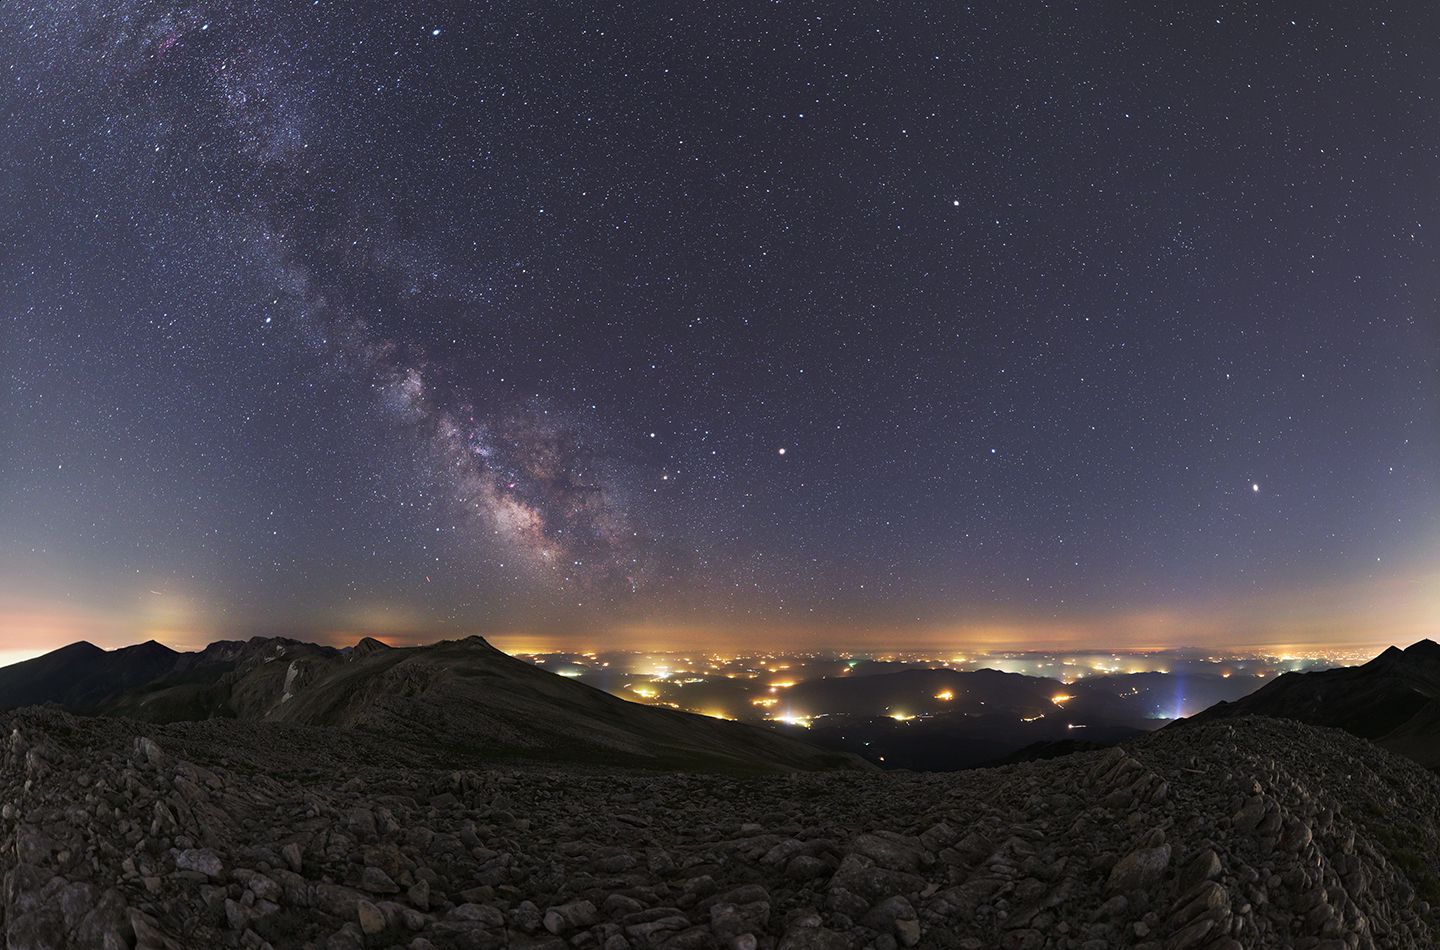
[436,634,499,652]
[1405,638,1440,660]
[118,639,179,657]
[350,637,392,660]
[1373,644,1408,666]
[52,640,104,656]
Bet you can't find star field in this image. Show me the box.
[1,1,1437,649]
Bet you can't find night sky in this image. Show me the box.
[2,2,1437,654]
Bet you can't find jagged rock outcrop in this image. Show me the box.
[2,710,1437,949]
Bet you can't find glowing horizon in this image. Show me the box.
[1,555,1433,664]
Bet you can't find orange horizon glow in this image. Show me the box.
[0,560,1434,664]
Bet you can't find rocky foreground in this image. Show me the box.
[3,711,1439,950]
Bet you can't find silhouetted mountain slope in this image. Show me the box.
[1190,639,1440,768]
[92,635,868,772]
[1382,698,1440,768]
[0,639,180,711]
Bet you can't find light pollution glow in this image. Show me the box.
[0,557,1435,666]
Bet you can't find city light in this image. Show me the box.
[506,647,1354,741]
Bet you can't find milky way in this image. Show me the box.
[2,1,1437,647]
[15,1,647,588]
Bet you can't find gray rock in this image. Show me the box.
[545,899,599,934]
[361,866,399,895]
[848,832,928,872]
[173,848,223,879]
[1106,842,1171,892]
[135,736,164,766]
[357,898,386,935]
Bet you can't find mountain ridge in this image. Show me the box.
[0,635,866,774]
[1186,638,1440,768]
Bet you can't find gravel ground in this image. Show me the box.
[3,709,1438,949]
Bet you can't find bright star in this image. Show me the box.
[1251,483,1260,492]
